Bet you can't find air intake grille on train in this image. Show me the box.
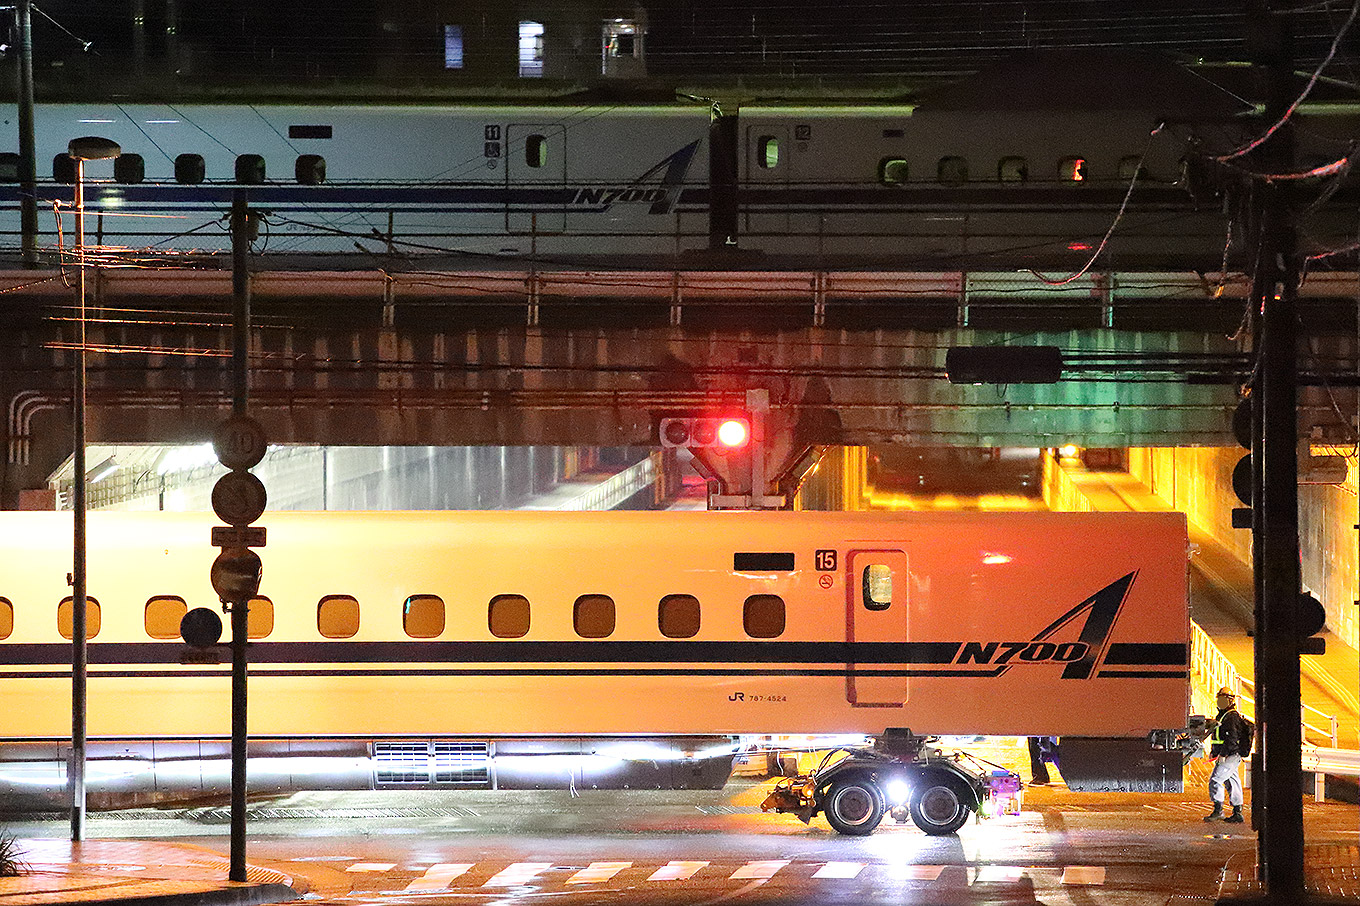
[434,741,491,784]
[374,740,491,786]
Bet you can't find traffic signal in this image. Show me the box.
[1298,592,1327,656]
[1230,398,1253,529]
[659,416,750,449]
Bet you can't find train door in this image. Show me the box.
[845,549,909,707]
[744,125,790,234]
[506,124,567,233]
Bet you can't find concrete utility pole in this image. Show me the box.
[228,188,251,882]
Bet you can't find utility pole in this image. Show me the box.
[1249,1,1306,897]
[228,188,252,882]
[16,0,38,267]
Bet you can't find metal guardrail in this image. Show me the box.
[555,454,657,511]
[1192,635,1350,800]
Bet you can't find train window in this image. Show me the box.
[862,564,893,612]
[743,594,785,639]
[58,596,101,640]
[574,594,615,638]
[235,154,266,185]
[174,153,205,185]
[658,594,700,639]
[937,156,968,185]
[998,156,1029,183]
[114,153,144,185]
[1118,155,1146,181]
[404,594,444,639]
[0,597,11,640]
[0,153,18,182]
[878,158,909,185]
[145,595,187,639]
[1059,157,1087,181]
[489,594,530,638]
[247,596,273,639]
[525,134,548,168]
[758,136,780,169]
[295,154,326,185]
[319,594,360,639]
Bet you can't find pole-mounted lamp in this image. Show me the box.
[67,135,119,843]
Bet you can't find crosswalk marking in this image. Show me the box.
[484,862,553,887]
[404,863,475,891]
[567,862,632,884]
[647,861,709,881]
[730,860,789,880]
[890,864,946,881]
[1062,866,1106,885]
[337,858,1118,890]
[813,862,866,879]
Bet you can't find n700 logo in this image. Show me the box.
[955,641,1090,665]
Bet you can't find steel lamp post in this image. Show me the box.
[68,135,119,842]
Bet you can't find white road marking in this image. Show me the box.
[890,864,946,881]
[730,860,789,880]
[813,862,866,879]
[647,861,709,881]
[404,863,475,891]
[483,862,553,886]
[567,862,632,884]
[346,863,396,872]
[974,866,1026,883]
[1062,866,1107,885]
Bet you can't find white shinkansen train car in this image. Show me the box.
[0,509,1190,832]
[9,95,1339,268]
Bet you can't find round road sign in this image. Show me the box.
[213,414,268,470]
[211,471,267,526]
[180,606,223,647]
[210,548,262,603]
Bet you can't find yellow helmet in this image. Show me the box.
[1216,686,1236,698]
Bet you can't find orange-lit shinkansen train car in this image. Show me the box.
[0,509,1190,828]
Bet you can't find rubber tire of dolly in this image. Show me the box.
[823,778,886,836]
[908,773,972,835]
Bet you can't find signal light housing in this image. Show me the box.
[659,416,751,449]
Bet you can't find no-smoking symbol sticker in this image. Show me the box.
[818,575,834,589]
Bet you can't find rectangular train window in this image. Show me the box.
[574,594,615,638]
[862,564,893,612]
[1059,157,1087,181]
[404,594,444,638]
[659,594,700,638]
[248,596,273,639]
[58,596,100,640]
[320,594,360,639]
[489,594,530,638]
[0,597,10,639]
[145,595,187,639]
[758,136,781,169]
[744,594,785,638]
[937,156,968,185]
[525,134,548,168]
[878,158,908,185]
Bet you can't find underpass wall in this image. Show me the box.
[1127,446,1358,651]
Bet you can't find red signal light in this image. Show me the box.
[717,418,749,448]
